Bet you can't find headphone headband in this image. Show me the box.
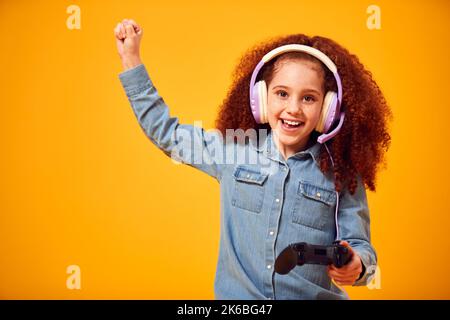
[262,44,337,73]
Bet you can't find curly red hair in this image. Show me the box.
[215,34,392,195]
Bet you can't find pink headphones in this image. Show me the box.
[249,44,345,144]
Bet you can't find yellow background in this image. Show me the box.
[1,0,449,299]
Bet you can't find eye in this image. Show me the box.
[276,90,288,98]
[303,95,316,103]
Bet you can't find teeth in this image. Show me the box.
[282,119,302,125]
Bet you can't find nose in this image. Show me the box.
[285,98,304,116]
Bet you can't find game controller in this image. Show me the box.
[274,241,352,275]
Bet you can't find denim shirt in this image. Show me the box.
[118,64,377,300]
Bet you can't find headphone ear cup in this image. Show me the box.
[251,80,268,124]
[251,81,263,123]
[316,91,337,133]
[259,80,268,123]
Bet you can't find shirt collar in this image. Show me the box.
[250,129,321,165]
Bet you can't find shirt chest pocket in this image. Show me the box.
[291,180,337,231]
[231,165,269,213]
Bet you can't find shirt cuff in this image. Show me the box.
[352,247,377,286]
[118,64,154,98]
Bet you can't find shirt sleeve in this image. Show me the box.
[337,175,378,286]
[118,64,225,182]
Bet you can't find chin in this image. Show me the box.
[273,129,297,141]
[279,135,304,146]
[273,124,313,148]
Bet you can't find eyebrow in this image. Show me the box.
[272,85,322,95]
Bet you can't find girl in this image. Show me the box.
[114,19,392,300]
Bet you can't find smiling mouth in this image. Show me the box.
[280,118,304,129]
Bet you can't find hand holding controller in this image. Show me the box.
[274,241,352,275]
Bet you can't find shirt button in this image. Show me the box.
[268,297,273,300]
[275,198,280,203]
[269,231,274,236]
[316,192,321,198]
[247,174,251,178]
[267,264,272,269]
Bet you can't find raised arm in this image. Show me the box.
[114,19,224,181]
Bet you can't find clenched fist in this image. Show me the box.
[114,19,143,71]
